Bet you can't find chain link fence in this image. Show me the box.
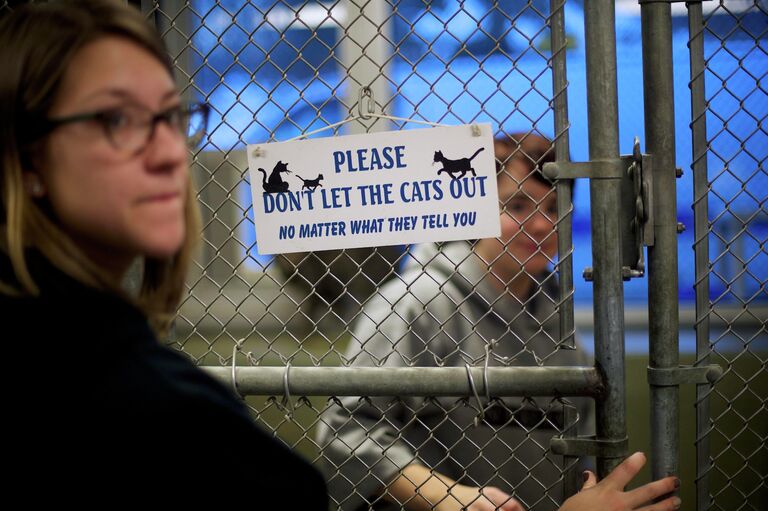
[689,2,768,510]
[142,1,591,509]
[2,0,765,509]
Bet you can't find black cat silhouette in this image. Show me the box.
[296,173,324,192]
[258,161,291,193]
[434,147,484,180]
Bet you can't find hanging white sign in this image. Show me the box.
[247,123,500,254]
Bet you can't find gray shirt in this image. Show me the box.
[316,242,593,511]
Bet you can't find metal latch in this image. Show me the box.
[623,138,654,279]
[542,137,654,281]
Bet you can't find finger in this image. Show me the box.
[580,470,598,490]
[603,452,647,489]
[468,497,504,511]
[636,495,682,511]
[625,476,679,508]
[498,497,525,511]
[467,501,495,511]
[481,487,525,511]
[504,501,526,511]
[481,486,510,503]
[463,488,495,511]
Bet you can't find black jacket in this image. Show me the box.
[2,252,328,507]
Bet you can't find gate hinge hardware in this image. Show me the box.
[647,365,723,386]
[550,436,628,458]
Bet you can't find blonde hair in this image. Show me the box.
[0,0,201,335]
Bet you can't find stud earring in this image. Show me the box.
[26,178,45,198]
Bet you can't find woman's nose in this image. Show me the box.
[144,121,186,171]
[525,208,555,235]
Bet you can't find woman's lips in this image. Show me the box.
[510,240,557,256]
[139,191,180,203]
[510,240,540,253]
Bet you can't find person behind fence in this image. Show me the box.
[0,0,327,503]
[316,133,662,511]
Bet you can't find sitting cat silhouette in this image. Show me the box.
[433,147,484,180]
[296,173,324,192]
[258,161,291,193]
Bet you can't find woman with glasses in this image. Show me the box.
[0,0,326,504]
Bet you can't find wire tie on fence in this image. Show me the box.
[231,342,243,400]
[282,362,294,420]
[465,364,484,427]
[251,146,263,158]
[471,123,481,137]
[483,340,496,402]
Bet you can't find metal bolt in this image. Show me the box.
[677,222,686,233]
[676,167,683,178]
[583,267,594,281]
[622,267,643,281]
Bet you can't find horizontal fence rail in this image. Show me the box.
[205,366,605,397]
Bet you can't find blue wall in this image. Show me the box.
[192,1,767,305]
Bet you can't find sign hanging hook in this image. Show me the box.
[358,86,376,120]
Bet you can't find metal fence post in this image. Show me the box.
[687,3,713,510]
[341,0,392,134]
[550,0,580,499]
[583,0,627,477]
[550,0,576,351]
[640,1,681,483]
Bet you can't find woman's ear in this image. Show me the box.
[23,172,46,198]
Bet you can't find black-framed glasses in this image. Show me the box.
[42,102,210,154]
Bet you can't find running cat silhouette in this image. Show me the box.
[296,173,324,192]
[434,147,484,180]
[258,161,291,193]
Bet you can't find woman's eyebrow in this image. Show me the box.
[161,89,181,102]
[79,87,179,104]
[79,88,133,102]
